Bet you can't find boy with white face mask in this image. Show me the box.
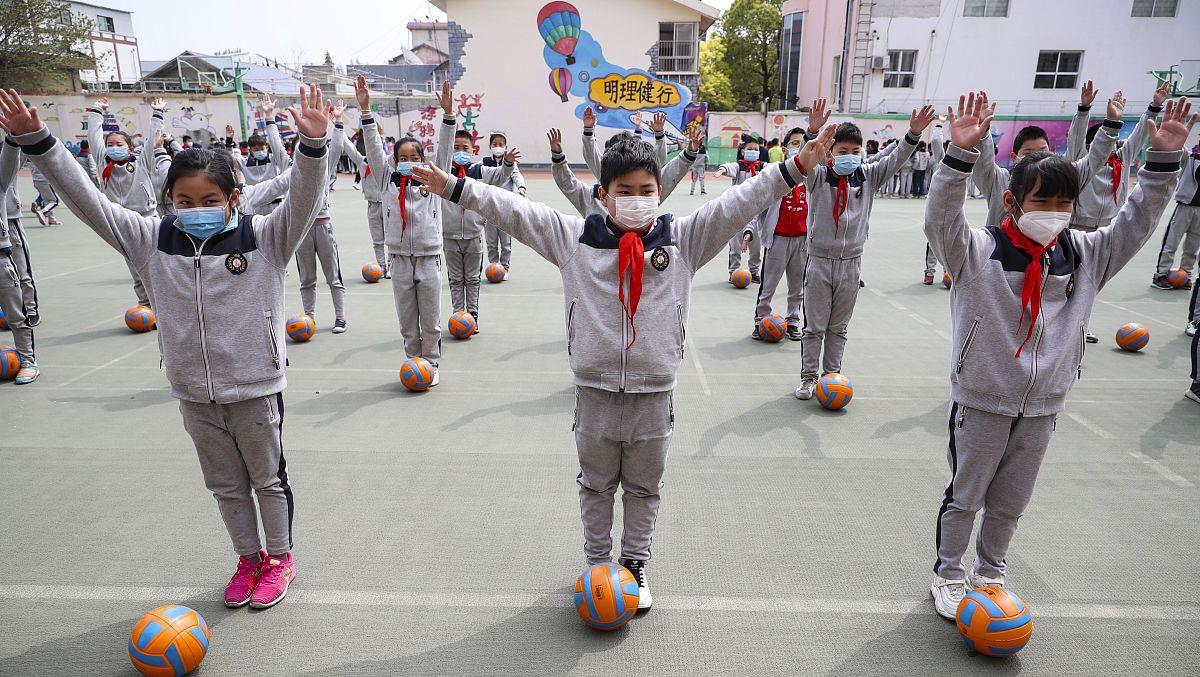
[481,131,525,277]
[412,124,836,612]
[924,92,1193,620]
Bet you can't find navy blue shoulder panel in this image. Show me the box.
[157,214,259,257]
[985,225,1081,276]
[578,214,675,250]
[822,166,866,189]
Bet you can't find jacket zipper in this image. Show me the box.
[566,300,577,355]
[1018,255,1051,415]
[619,279,628,392]
[677,303,686,359]
[192,240,216,402]
[265,310,280,369]
[955,319,980,374]
[1077,324,1086,380]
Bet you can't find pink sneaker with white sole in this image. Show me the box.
[225,550,265,607]
[250,552,297,609]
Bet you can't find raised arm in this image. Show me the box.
[1074,93,1124,189]
[931,124,945,165]
[87,97,107,167]
[650,112,669,167]
[865,105,932,186]
[477,152,517,186]
[258,94,290,173]
[1067,81,1097,161]
[927,93,997,282]
[1119,82,1171,165]
[434,81,455,172]
[255,86,331,266]
[581,105,602,180]
[548,128,597,217]
[660,125,705,199]
[355,76,389,175]
[241,167,293,213]
[336,123,364,169]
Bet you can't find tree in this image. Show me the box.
[698,36,736,111]
[717,0,783,111]
[0,0,95,91]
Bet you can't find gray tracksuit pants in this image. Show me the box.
[690,169,705,194]
[179,393,294,557]
[934,402,1055,580]
[728,233,761,275]
[801,255,862,378]
[7,219,37,317]
[574,386,673,564]
[0,251,34,361]
[1191,279,1200,325]
[444,236,484,316]
[1155,203,1200,275]
[127,258,150,307]
[485,223,512,269]
[33,179,59,215]
[390,253,442,365]
[755,235,806,325]
[925,243,939,277]
[367,201,386,270]
[296,220,346,319]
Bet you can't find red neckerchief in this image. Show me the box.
[1000,217,1057,358]
[617,222,652,350]
[828,160,849,232]
[737,159,762,176]
[362,162,371,179]
[100,159,130,187]
[454,163,468,214]
[1106,153,1123,204]
[396,176,411,234]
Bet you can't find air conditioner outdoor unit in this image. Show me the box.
[870,56,887,70]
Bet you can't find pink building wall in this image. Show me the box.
[781,0,849,109]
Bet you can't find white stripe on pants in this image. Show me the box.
[366,201,387,269]
[728,233,761,275]
[485,222,512,269]
[574,386,673,564]
[390,253,442,365]
[800,255,862,378]
[7,219,37,316]
[0,252,34,360]
[444,236,484,315]
[754,235,806,325]
[295,221,346,319]
[1155,203,1200,275]
[179,393,294,557]
[934,402,1054,580]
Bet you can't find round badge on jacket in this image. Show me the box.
[225,251,248,275]
[650,247,670,271]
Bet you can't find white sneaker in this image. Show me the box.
[794,376,818,400]
[966,570,1005,590]
[429,368,440,387]
[931,576,967,620]
[1186,321,1197,337]
[619,558,652,610]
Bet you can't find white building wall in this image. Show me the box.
[859,0,1198,115]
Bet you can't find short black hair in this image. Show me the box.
[488,132,507,146]
[393,136,425,160]
[454,130,473,142]
[1012,125,1048,154]
[917,141,927,152]
[604,131,637,150]
[1084,122,1104,146]
[600,136,661,191]
[79,139,90,151]
[161,148,237,205]
[1008,152,1080,206]
[865,139,880,153]
[833,122,862,146]
[104,130,133,148]
[782,126,805,147]
[247,134,267,149]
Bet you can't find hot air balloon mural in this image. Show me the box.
[548,67,572,103]
[537,1,580,65]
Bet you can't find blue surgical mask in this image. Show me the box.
[832,155,862,176]
[453,151,472,166]
[106,146,129,161]
[787,146,801,158]
[396,161,415,176]
[174,206,236,239]
[743,150,760,162]
[252,150,268,161]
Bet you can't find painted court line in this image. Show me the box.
[688,341,712,396]
[0,585,1193,621]
[55,341,159,388]
[1127,451,1194,488]
[35,261,116,282]
[1064,412,1114,440]
[1098,300,1175,327]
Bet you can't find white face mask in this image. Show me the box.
[1016,209,1071,246]
[610,195,658,231]
[491,146,506,157]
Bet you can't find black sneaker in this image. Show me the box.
[751,272,761,284]
[786,325,801,341]
[1151,274,1173,290]
[618,558,651,611]
[1187,381,1200,405]
[470,311,480,334]
[25,309,40,327]
[751,326,763,340]
[1085,330,1098,344]
[859,279,866,288]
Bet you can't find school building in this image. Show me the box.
[778,0,1198,115]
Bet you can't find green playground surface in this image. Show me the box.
[1,170,1197,676]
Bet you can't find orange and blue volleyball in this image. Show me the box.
[955,586,1033,657]
[943,273,953,289]
[757,314,787,342]
[730,268,752,289]
[0,347,19,380]
[128,604,209,676]
[125,305,156,333]
[816,373,854,410]
[574,562,640,631]
[1115,322,1149,352]
[361,262,384,283]
[400,357,435,391]
[485,262,507,283]
[1167,268,1190,288]
[0,304,7,329]
[447,311,477,339]
[286,313,315,343]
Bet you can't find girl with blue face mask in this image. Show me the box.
[716,141,767,283]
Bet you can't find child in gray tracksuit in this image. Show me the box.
[924,96,1185,619]
[360,109,448,374]
[0,135,37,382]
[233,109,291,190]
[426,132,816,610]
[482,131,525,274]
[582,113,669,181]
[337,121,388,273]
[718,142,765,280]
[292,120,348,332]
[794,115,930,400]
[441,121,514,329]
[1152,145,1200,289]
[8,86,332,608]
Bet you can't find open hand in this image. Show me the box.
[583,106,596,128]
[260,93,276,116]
[947,92,995,150]
[94,96,109,112]
[909,104,937,135]
[1080,80,1097,107]
[547,128,563,154]
[1148,97,1196,152]
[0,89,43,136]
[796,124,836,173]
[437,81,453,116]
[650,112,666,134]
[503,147,522,164]
[1106,91,1126,121]
[807,98,831,134]
[332,99,347,119]
[354,75,371,109]
[1152,81,1172,107]
[411,161,449,195]
[286,84,329,139]
[687,125,704,153]
[151,97,166,112]
[225,124,235,137]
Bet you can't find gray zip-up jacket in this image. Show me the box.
[0,136,21,249]
[337,123,384,203]
[926,142,1181,417]
[235,118,290,186]
[973,118,1119,226]
[15,124,329,404]
[552,147,697,219]
[239,168,293,216]
[1067,103,1160,227]
[362,113,446,256]
[438,114,513,239]
[441,156,809,393]
[1175,152,1200,204]
[88,108,171,216]
[805,130,919,260]
[583,126,669,183]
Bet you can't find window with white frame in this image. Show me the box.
[884,50,917,88]
[831,54,843,103]
[1034,51,1082,89]
[657,23,699,73]
[964,0,1008,16]
[1131,0,1177,16]
[96,14,115,32]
